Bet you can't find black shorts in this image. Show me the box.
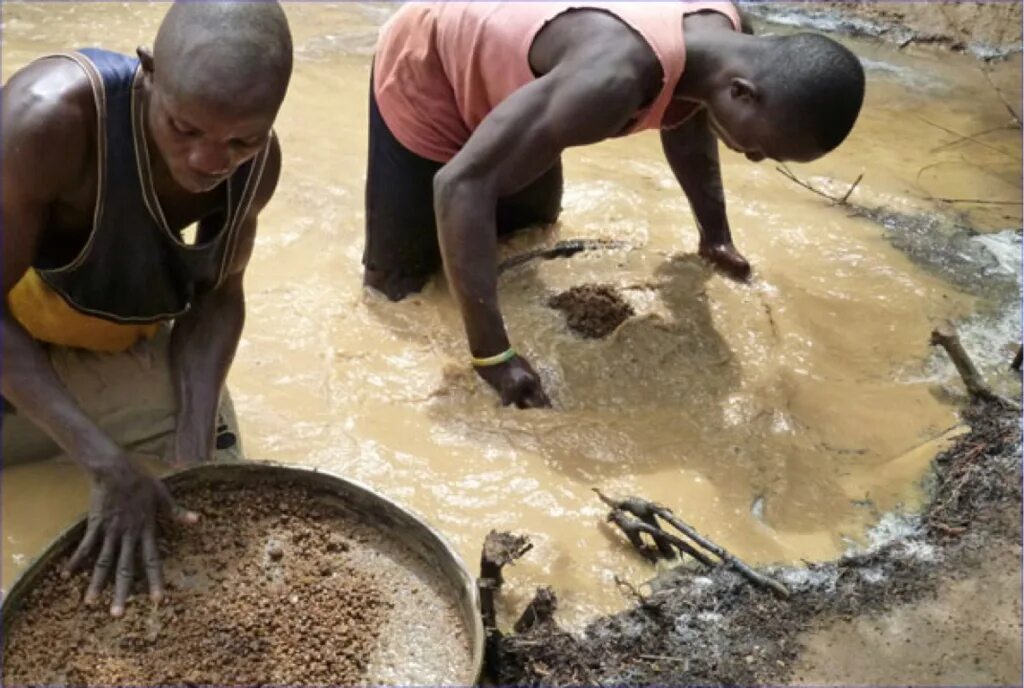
[363,76,563,301]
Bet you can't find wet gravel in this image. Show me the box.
[3,480,472,686]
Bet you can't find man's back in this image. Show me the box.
[373,2,740,162]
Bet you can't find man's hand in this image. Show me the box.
[63,453,197,616]
[699,241,752,282]
[475,355,551,409]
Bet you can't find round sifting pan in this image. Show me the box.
[2,462,484,686]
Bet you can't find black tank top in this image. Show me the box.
[36,48,271,324]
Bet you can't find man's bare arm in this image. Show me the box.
[169,136,281,463]
[433,60,645,406]
[661,110,751,281]
[1,62,124,467]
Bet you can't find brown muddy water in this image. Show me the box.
[2,2,1021,630]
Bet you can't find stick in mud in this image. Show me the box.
[650,504,791,599]
[930,321,1021,410]
[513,586,558,633]
[497,239,629,275]
[478,531,533,680]
[607,509,716,568]
[775,164,862,207]
[479,530,533,629]
[596,489,790,598]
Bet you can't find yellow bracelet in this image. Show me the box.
[471,347,516,367]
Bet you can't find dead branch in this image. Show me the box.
[980,65,1022,128]
[928,197,1021,206]
[599,491,789,597]
[513,586,558,633]
[930,321,1021,410]
[930,124,1017,153]
[607,509,677,563]
[498,238,630,274]
[650,505,791,599]
[839,173,864,205]
[595,488,676,559]
[479,531,533,681]
[479,531,533,630]
[481,530,533,588]
[613,575,649,605]
[1012,345,1022,372]
[916,115,1020,160]
[776,165,862,207]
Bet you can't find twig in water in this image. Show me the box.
[596,488,676,559]
[498,238,629,274]
[930,321,1021,410]
[613,575,649,605]
[839,173,864,205]
[916,115,1020,160]
[607,510,682,563]
[649,504,791,599]
[597,490,789,597]
[980,66,1022,128]
[930,124,1017,153]
[776,165,862,207]
[928,197,1021,206]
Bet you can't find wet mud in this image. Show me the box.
[494,400,1023,685]
[548,284,635,339]
[2,0,1021,635]
[3,481,473,687]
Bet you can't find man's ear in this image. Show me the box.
[137,46,155,75]
[729,77,759,104]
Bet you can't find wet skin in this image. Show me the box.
[1,48,282,615]
[421,10,828,408]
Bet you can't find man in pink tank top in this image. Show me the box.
[365,2,865,408]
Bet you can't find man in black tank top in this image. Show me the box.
[1,3,292,616]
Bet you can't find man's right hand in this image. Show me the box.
[63,453,197,616]
[475,355,551,409]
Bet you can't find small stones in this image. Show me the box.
[548,284,635,339]
[3,482,392,686]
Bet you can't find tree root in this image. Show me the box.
[930,321,1020,411]
[596,489,790,599]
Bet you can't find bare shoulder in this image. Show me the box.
[2,57,95,195]
[683,8,740,34]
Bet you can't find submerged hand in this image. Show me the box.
[475,355,551,409]
[699,242,752,282]
[63,454,197,616]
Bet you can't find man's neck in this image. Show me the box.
[676,26,751,103]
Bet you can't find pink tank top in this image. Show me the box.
[373,2,741,163]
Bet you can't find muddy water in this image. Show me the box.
[2,3,1021,628]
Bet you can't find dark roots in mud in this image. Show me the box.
[492,401,1022,686]
[548,284,635,339]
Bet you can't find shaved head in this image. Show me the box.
[151,1,293,115]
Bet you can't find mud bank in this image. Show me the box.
[742,1,1023,58]
[493,400,1022,685]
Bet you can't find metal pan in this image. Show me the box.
[1,461,484,685]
